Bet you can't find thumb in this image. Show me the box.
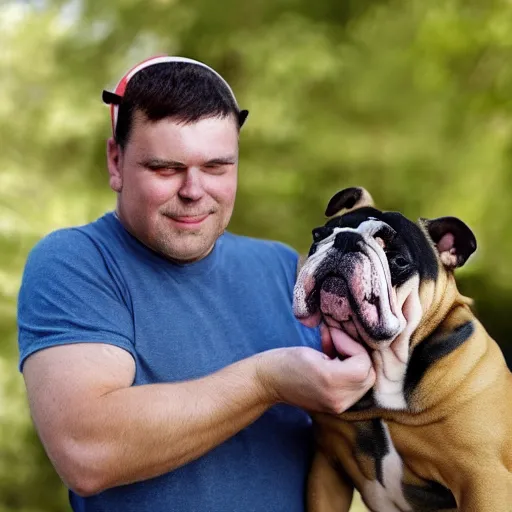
[330,328,368,357]
[320,323,336,358]
[326,352,375,383]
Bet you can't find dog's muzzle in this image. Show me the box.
[293,221,405,348]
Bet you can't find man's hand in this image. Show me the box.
[256,324,376,415]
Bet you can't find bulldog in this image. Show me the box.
[293,187,512,512]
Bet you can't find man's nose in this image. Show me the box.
[178,168,204,201]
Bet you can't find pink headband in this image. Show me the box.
[102,55,246,135]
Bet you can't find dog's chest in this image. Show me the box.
[355,420,411,512]
[349,420,456,512]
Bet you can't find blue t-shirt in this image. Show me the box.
[18,212,321,512]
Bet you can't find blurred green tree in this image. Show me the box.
[0,0,511,509]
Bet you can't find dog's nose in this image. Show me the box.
[333,232,364,253]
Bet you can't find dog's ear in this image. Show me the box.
[421,216,477,269]
[325,187,374,217]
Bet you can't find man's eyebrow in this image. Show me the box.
[139,158,186,168]
[204,157,237,166]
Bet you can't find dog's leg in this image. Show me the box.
[308,451,354,512]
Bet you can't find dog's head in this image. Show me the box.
[293,187,477,352]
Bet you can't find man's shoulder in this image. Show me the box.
[223,232,298,264]
[29,227,93,261]
[25,214,115,269]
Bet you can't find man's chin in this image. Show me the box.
[151,215,228,263]
[161,246,213,263]
[153,234,217,263]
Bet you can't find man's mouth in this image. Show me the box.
[165,213,211,228]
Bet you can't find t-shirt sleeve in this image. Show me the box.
[17,228,135,371]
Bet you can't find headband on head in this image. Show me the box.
[102,55,249,136]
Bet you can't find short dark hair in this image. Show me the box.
[113,63,247,148]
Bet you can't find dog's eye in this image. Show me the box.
[392,255,409,268]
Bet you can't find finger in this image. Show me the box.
[366,367,376,386]
[330,328,367,357]
[327,352,374,382]
[343,378,374,410]
[359,366,376,392]
[320,323,336,359]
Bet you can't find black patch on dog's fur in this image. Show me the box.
[309,227,334,256]
[381,212,439,282]
[425,216,476,268]
[324,208,439,284]
[333,231,364,253]
[325,187,365,217]
[403,480,457,510]
[404,321,474,403]
[356,419,389,486]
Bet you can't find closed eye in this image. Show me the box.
[145,166,186,178]
[202,163,228,175]
[140,158,186,173]
[147,165,184,172]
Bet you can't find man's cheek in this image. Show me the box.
[217,179,237,207]
[141,180,174,205]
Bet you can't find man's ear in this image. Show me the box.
[421,216,477,269]
[325,187,374,217]
[107,138,123,192]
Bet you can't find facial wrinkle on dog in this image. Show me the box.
[372,275,423,411]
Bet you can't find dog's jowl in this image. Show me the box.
[294,187,512,512]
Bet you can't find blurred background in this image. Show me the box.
[1,0,511,510]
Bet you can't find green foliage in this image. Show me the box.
[0,0,510,509]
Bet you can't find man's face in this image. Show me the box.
[107,112,239,263]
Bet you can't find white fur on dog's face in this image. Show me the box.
[294,219,408,350]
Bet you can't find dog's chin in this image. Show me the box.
[352,312,404,351]
[326,313,403,357]
[318,278,403,350]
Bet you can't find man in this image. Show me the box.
[17,56,374,512]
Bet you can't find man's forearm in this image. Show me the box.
[27,340,375,497]
[52,355,273,495]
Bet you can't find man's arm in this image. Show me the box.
[23,335,374,497]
